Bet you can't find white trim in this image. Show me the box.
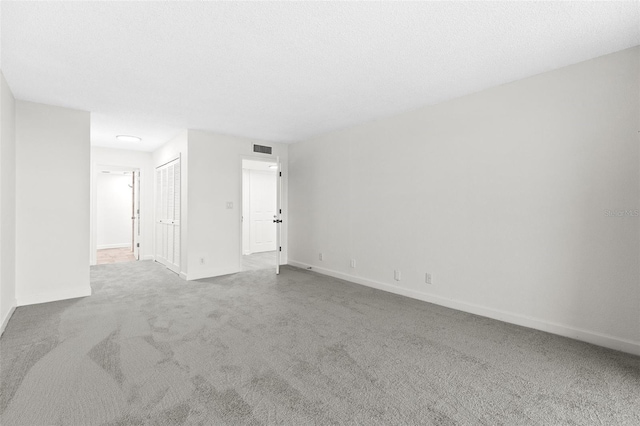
[287,260,640,356]
[0,300,17,336]
[179,271,188,280]
[142,254,154,261]
[97,243,131,250]
[17,286,92,307]
[187,266,238,281]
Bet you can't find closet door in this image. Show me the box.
[155,167,166,264]
[172,160,181,267]
[155,158,180,274]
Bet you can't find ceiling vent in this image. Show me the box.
[253,144,272,155]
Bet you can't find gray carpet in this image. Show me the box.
[242,251,277,272]
[1,261,638,425]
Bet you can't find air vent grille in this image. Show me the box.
[253,144,272,155]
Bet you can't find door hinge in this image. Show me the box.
[279,172,282,177]
[279,247,282,252]
[279,209,282,214]
[136,243,140,248]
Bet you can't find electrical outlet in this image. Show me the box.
[319,253,323,261]
[226,202,233,209]
[200,258,205,264]
[350,259,356,268]
[425,273,432,284]
[394,270,401,281]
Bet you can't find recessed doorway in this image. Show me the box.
[242,159,278,271]
[96,168,140,265]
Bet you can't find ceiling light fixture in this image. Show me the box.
[116,135,142,143]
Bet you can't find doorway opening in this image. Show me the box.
[242,159,278,271]
[96,168,140,265]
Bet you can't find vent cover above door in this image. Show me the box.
[253,144,272,155]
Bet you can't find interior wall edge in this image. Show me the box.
[287,260,640,357]
[0,300,17,337]
[0,70,17,339]
[186,266,239,282]
[15,100,91,311]
[17,286,92,307]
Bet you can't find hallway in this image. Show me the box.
[96,247,135,265]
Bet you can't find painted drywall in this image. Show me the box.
[288,47,640,355]
[152,130,188,278]
[91,147,154,262]
[96,173,132,249]
[15,101,91,305]
[5,2,640,148]
[186,130,288,280]
[0,71,17,333]
[242,169,250,254]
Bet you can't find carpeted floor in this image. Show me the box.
[242,251,276,272]
[1,261,638,425]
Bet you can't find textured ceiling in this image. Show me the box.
[1,1,639,151]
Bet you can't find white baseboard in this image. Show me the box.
[187,266,239,281]
[0,300,17,336]
[142,255,154,261]
[17,286,92,307]
[97,243,131,250]
[179,272,188,280]
[287,260,640,356]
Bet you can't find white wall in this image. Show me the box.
[242,169,250,254]
[152,130,188,278]
[15,101,91,306]
[186,130,288,280]
[91,147,154,261]
[0,70,17,333]
[96,173,132,248]
[288,47,640,355]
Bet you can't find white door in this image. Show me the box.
[132,171,140,260]
[275,158,282,275]
[242,169,251,255]
[155,158,180,273]
[249,170,277,253]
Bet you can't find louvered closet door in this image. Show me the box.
[155,158,181,274]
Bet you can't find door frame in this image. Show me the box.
[239,155,282,274]
[132,171,140,260]
[90,163,141,265]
